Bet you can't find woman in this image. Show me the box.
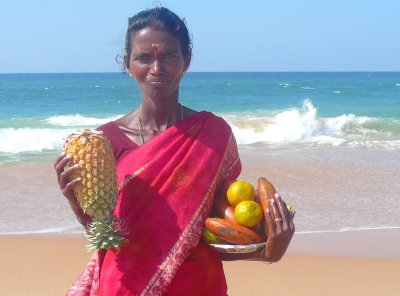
[54,7,295,296]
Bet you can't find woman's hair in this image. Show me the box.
[123,7,192,70]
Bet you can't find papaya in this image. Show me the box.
[205,218,264,245]
[258,177,277,237]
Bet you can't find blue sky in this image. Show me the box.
[1,0,399,73]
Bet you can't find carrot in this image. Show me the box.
[205,218,264,245]
[258,177,277,237]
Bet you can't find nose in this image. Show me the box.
[150,58,163,75]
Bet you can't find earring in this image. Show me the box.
[129,72,135,78]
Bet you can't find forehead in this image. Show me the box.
[130,28,181,52]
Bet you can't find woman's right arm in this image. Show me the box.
[53,152,91,230]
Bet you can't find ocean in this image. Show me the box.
[1,72,399,236]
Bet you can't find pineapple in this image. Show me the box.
[64,129,127,251]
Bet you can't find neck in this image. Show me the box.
[139,100,182,131]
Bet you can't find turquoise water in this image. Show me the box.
[1,72,400,235]
[1,72,399,164]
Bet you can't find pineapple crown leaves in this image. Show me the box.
[86,217,129,252]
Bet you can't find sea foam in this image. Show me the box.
[0,128,68,153]
[45,114,121,126]
[1,100,399,154]
[0,114,123,153]
[222,99,400,149]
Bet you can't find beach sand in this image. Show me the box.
[1,234,399,296]
[1,147,399,295]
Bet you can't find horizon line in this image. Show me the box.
[1,70,400,75]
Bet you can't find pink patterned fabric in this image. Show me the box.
[66,252,102,295]
[66,111,241,295]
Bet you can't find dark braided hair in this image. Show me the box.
[124,7,192,70]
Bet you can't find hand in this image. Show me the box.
[54,152,80,202]
[263,193,295,262]
[54,152,91,227]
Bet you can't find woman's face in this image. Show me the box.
[128,28,191,101]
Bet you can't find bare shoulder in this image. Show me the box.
[182,105,198,119]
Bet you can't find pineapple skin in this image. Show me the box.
[64,129,118,221]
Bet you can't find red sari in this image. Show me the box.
[66,111,241,296]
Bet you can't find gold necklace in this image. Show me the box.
[138,103,183,145]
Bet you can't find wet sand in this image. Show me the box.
[2,146,399,235]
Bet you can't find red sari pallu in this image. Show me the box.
[66,111,241,296]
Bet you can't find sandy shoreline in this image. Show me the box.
[2,147,400,236]
[1,147,399,295]
[1,233,399,296]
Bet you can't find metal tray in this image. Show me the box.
[208,242,266,253]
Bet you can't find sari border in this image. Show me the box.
[141,133,240,296]
[119,161,151,192]
[118,111,210,192]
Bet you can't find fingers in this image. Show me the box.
[275,193,292,215]
[266,191,296,240]
[272,193,297,234]
[274,193,291,230]
[270,199,283,233]
[54,152,73,183]
[62,176,82,200]
[289,219,295,233]
[54,152,81,201]
[265,207,276,237]
[291,210,296,220]
[60,163,80,188]
[53,151,66,168]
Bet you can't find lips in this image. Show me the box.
[147,80,169,88]
[147,79,168,84]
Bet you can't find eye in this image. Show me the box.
[164,52,177,59]
[134,54,151,63]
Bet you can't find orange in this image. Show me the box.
[234,201,263,227]
[227,180,255,207]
